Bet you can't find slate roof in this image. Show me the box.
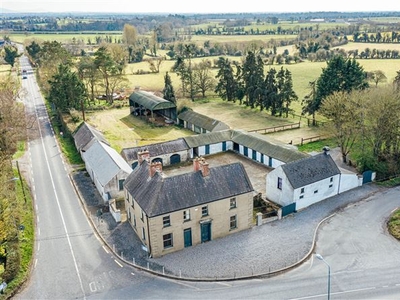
[183,130,233,148]
[82,141,132,186]
[73,122,109,152]
[129,90,176,111]
[121,138,190,162]
[124,160,254,217]
[178,110,230,132]
[281,152,340,189]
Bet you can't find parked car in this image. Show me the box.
[96,93,125,100]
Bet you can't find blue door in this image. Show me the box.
[184,228,192,247]
[201,222,211,243]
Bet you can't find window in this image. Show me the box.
[140,209,144,221]
[133,214,136,227]
[277,177,282,190]
[329,184,333,188]
[299,195,304,199]
[230,198,237,209]
[230,215,237,230]
[163,233,173,249]
[300,187,304,194]
[183,209,190,221]
[314,190,318,194]
[118,179,125,191]
[142,227,146,240]
[163,215,171,227]
[201,206,208,217]
[330,177,333,182]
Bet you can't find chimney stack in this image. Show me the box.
[137,150,150,164]
[322,146,330,155]
[199,158,210,177]
[150,161,162,177]
[193,157,201,172]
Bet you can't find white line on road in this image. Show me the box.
[131,273,135,276]
[38,228,40,236]
[34,259,37,268]
[114,260,123,268]
[34,102,87,299]
[216,282,232,287]
[291,286,376,300]
[37,242,40,252]
[37,215,39,223]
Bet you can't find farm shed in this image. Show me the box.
[177,109,230,133]
[73,121,110,154]
[120,138,191,169]
[129,89,177,121]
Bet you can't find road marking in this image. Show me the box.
[89,282,97,292]
[34,100,87,300]
[216,282,232,287]
[38,228,40,236]
[102,245,109,253]
[37,215,39,223]
[131,273,135,276]
[34,259,37,268]
[37,242,40,251]
[291,286,376,300]
[35,204,38,211]
[382,285,389,288]
[396,283,400,286]
[114,260,123,268]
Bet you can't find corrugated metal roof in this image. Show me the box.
[121,138,189,162]
[129,90,176,111]
[178,110,230,132]
[281,152,340,189]
[82,141,132,186]
[124,160,253,217]
[231,130,309,163]
[183,130,234,148]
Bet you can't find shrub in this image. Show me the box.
[2,242,20,283]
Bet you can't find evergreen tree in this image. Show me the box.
[215,57,237,102]
[48,64,87,112]
[163,72,176,103]
[3,45,19,67]
[303,55,368,121]
[242,51,264,108]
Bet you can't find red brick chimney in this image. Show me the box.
[199,158,210,177]
[193,157,201,172]
[137,150,150,164]
[150,161,162,177]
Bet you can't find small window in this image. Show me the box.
[230,198,237,209]
[299,195,304,199]
[140,209,144,221]
[163,233,173,249]
[314,190,318,194]
[118,179,125,191]
[230,215,237,230]
[183,209,190,221]
[142,227,146,240]
[330,177,333,182]
[300,187,304,194]
[329,184,333,188]
[163,215,171,227]
[202,206,208,217]
[133,214,136,227]
[277,177,282,190]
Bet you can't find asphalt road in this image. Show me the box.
[14,49,400,299]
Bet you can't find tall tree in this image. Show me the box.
[280,68,298,117]
[303,55,368,122]
[77,56,101,102]
[215,57,237,102]
[3,45,19,67]
[320,90,364,163]
[47,64,87,112]
[193,60,215,98]
[163,72,176,103]
[242,51,264,108]
[367,70,387,87]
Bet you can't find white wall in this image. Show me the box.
[339,173,362,193]
[265,167,294,207]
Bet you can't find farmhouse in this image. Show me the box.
[265,149,362,212]
[124,152,254,258]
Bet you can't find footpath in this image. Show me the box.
[71,170,383,280]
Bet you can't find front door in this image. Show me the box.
[201,222,211,243]
[184,228,192,247]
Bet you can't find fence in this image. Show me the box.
[249,122,300,134]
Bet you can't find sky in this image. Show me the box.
[1,0,400,14]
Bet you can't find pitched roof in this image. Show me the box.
[121,138,189,162]
[183,129,308,163]
[124,160,253,217]
[231,130,309,163]
[281,152,340,189]
[73,122,109,152]
[178,110,230,132]
[129,90,176,111]
[82,141,132,186]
